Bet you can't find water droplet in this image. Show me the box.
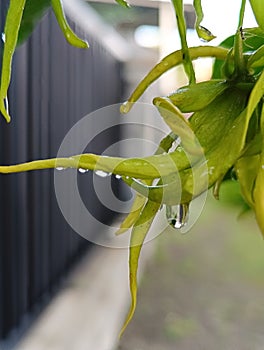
[166,204,189,230]
[115,174,122,179]
[4,97,9,115]
[78,168,88,174]
[2,33,5,43]
[120,101,132,114]
[95,170,111,178]
[56,167,65,171]
[262,165,264,170]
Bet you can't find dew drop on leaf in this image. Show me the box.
[56,167,65,171]
[166,204,189,230]
[120,101,132,114]
[78,168,88,173]
[95,170,111,178]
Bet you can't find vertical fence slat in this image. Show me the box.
[12,41,30,332]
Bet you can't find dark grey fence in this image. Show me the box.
[0,3,124,346]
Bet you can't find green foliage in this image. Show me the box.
[250,0,264,31]
[212,27,264,79]
[1,0,264,337]
[0,0,88,122]
[51,0,88,48]
[0,0,26,122]
[17,0,51,45]
[115,0,130,8]
[193,0,215,41]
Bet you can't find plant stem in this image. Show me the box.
[171,0,196,84]
[234,0,247,76]
[121,46,228,112]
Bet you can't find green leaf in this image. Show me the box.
[119,199,160,337]
[196,25,216,42]
[122,87,251,205]
[122,172,185,205]
[250,0,264,31]
[0,147,190,179]
[116,132,177,235]
[218,180,249,208]
[243,131,262,157]
[212,28,264,79]
[193,0,215,42]
[167,79,228,113]
[120,46,228,113]
[171,0,196,83]
[184,86,251,197]
[233,0,247,75]
[17,0,51,46]
[153,97,203,155]
[212,36,235,79]
[0,0,26,122]
[247,44,264,69]
[246,70,264,122]
[190,87,248,153]
[115,194,146,235]
[253,104,264,237]
[243,27,264,48]
[51,0,89,48]
[235,155,260,208]
[115,0,130,8]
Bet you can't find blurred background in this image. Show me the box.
[0,0,263,349]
